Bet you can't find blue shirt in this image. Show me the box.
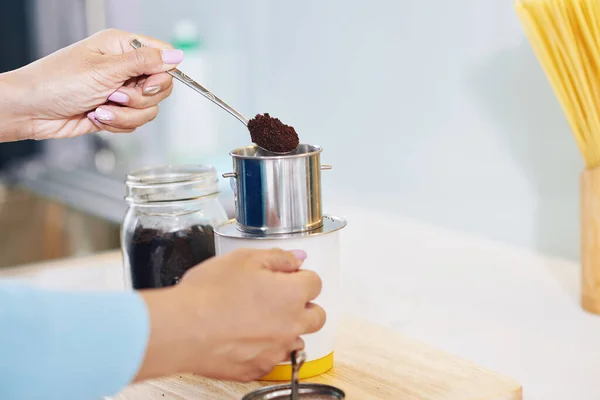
[0,282,149,400]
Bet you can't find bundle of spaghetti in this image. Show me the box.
[516,0,600,168]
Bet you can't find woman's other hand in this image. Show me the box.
[7,29,182,140]
[136,248,326,382]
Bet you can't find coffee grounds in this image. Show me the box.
[247,113,300,153]
[126,224,215,289]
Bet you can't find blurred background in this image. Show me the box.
[0,0,583,267]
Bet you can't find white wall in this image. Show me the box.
[113,0,584,260]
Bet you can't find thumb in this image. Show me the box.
[109,47,184,80]
[252,248,307,273]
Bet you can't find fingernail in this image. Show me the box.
[143,85,161,96]
[87,112,103,127]
[291,250,307,261]
[95,107,114,122]
[108,91,129,104]
[161,49,184,64]
[87,111,98,122]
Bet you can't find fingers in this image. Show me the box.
[90,28,174,54]
[281,338,306,363]
[86,113,135,134]
[87,105,158,132]
[290,270,322,302]
[292,337,306,351]
[117,32,174,53]
[109,46,184,81]
[244,248,306,273]
[236,247,321,300]
[86,29,181,103]
[107,73,173,109]
[300,303,327,335]
[140,72,173,97]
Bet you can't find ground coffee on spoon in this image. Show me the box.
[247,113,300,153]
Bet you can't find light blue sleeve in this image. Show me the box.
[0,281,150,400]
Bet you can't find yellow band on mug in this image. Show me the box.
[259,352,334,381]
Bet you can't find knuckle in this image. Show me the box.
[149,106,159,121]
[79,54,103,76]
[254,250,275,264]
[307,269,322,283]
[119,118,137,130]
[270,247,285,253]
[233,248,254,259]
[274,247,297,266]
[124,97,142,109]
[100,28,121,37]
[264,247,282,256]
[295,337,306,350]
[312,272,323,292]
[133,49,151,68]
[162,84,174,99]
[311,306,327,331]
[316,303,327,319]
[316,309,327,329]
[303,271,323,297]
[258,359,275,375]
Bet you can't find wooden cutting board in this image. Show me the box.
[115,317,522,400]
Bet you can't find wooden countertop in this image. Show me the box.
[115,316,522,399]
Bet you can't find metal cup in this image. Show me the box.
[223,144,332,235]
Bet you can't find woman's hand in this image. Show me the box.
[2,29,183,141]
[136,248,325,382]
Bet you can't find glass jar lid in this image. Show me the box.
[125,165,218,203]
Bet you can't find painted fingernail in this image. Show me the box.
[291,250,307,261]
[87,112,103,128]
[161,49,184,64]
[95,107,114,122]
[143,85,161,96]
[108,91,129,104]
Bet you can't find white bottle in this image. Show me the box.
[165,20,218,163]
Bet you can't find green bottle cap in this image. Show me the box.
[172,20,203,51]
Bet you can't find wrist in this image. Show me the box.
[0,70,34,141]
[134,287,197,381]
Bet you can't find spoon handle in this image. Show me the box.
[130,39,249,126]
[290,350,306,400]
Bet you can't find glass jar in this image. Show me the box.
[121,165,228,289]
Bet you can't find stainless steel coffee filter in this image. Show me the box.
[240,383,345,400]
[224,144,332,235]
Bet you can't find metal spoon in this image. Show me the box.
[290,350,306,400]
[130,39,296,155]
[130,39,249,126]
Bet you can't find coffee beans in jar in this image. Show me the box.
[121,165,228,289]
